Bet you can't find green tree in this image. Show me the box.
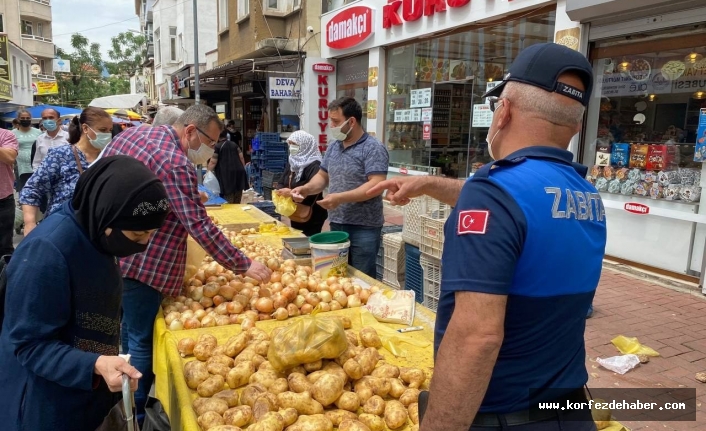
[108,32,146,77]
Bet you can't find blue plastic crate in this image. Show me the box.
[260,140,287,150]
[257,133,281,141]
[259,150,287,159]
[404,244,423,303]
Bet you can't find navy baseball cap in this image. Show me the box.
[481,43,594,106]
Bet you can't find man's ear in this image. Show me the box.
[495,99,512,130]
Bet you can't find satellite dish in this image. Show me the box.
[31,64,41,75]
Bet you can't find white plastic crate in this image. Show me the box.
[420,253,442,312]
[382,233,406,288]
[401,196,453,247]
[420,215,447,259]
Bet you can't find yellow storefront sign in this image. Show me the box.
[32,80,59,96]
[0,35,12,101]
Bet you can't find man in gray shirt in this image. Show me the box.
[290,97,389,278]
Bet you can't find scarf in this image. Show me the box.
[72,155,170,248]
[288,131,322,182]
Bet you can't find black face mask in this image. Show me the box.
[19,120,32,127]
[99,230,148,257]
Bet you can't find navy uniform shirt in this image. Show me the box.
[434,146,607,414]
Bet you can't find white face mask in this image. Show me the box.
[86,125,112,150]
[289,144,300,155]
[329,119,351,141]
[187,131,215,165]
[488,129,500,161]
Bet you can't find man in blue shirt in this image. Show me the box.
[369,43,607,430]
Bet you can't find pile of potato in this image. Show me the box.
[167,256,380,331]
[179,324,426,431]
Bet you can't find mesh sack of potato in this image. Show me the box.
[267,307,348,371]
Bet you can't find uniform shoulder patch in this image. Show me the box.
[457,210,489,235]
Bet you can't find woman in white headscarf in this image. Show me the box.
[275,131,328,236]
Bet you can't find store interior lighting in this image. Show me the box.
[648,94,656,102]
[618,58,631,73]
[685,52,703,63]
[692,91,706,100]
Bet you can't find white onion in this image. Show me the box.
[347,294,361,308]
[169,319,184,331]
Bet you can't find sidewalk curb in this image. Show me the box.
[602,259,706,300]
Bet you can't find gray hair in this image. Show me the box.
[177,104,223,130]
[152,106,184,127]
[503,82,585,127]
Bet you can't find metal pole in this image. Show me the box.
[193,0,200,103]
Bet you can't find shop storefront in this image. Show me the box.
[567,0,706,279]
[320,0,560,177]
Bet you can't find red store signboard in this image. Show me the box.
[383,0,498,29]
[326,6,375,50]
[313,63,335,152]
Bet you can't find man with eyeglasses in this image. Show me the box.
[369,43,607,430]
[101,104,272,425]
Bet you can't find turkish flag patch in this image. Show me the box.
[457,210,489,235]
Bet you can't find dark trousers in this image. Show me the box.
[0,194,15,256]
[222,192,243,204]
[291,219,326,237]
[15,173,31,193]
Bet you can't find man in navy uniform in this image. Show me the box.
[369,43,607,430]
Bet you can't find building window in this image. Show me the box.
[146,22,153,43]
[293,0,300,10]
[155,28,161,64]
[40,59,46,74]
[0,14,4,33]
[169,27,177,62]
[22,20,33,36]
[12,55,17,84]
[238,0,249,19]
[178,33,183,63]
[20,61,25,88]
[219,0,228,30]
[37,22,43,38]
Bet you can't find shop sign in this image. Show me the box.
[313,63,335,73]
[315,65,334,151]
[421,107,432,122]
[624,203,649,215]
[32,79,59,96]
[422,122,431,140]
[383,0,470,29]
[472,104,492,128]
[269,77,301,99]
[326,6,374,50]
[0,34,12,101]
[171,69,191,98]
[410,88,432,108]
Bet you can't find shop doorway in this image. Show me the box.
[429,81,475,177]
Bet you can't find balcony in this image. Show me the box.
[19,0,52,22]
[20,35,55,58]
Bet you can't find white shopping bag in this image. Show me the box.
[203,171,220,194]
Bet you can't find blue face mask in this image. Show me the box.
[42,120,58,132]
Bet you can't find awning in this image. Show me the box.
[199,55,303,82]
[88,93,147,109]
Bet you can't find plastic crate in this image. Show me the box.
[419,253,442,312]
[263,186,273,201]
[257,132,281,141]
[382,233,405,289]
[262,170,283,188]
[420,215,447,259]
[402,196,452,247]
[260,140,287,150]
[404,243,423,303]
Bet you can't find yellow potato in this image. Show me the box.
[208,354,235,368]
[194,397,230,416]
[303,360,323,372]
[285,414,333,431]
[209,426,243,431]
[198,411,225,430]
[276,391,324,415]
[224,406,253,427]
[199,334,219,347]
[345,331,359,346]
[359,327,382,349]
[254,340,271,356]
[410,425,419,431]
[250,370,281,388]
[311,374,345,406]
[399,389,420,407]
[322,362,348,385]
[270,378,289,395]
[259,361,277,372]
[354,379,374,404]
[371,363,399,379]
[306,370,327,384]
[335,316,352,329]
[358,414,385,431]
[388,378,407,399]
[185,360,211,389]
[343,359,364,381]
[363,395,386,416]
[334,391,360,412]
[408,403,419,425]
[324,409,358,426]
[399,368,425,389]
[212,345,228,357]
[384,400,408,430]
[227,361,256,389]
[247,327,270,343]
[335,347,358,367]
[355,348,382,376]
[253,393,279,421]
[208,362,231,379]
[287,366,307,376]
[287,373,312,393]
[279,407,299,427]
[249,411,284,431]
[339,419,371,431]
[214,389,240,407]
[194,342,216,361]
[358,377,390,398]
[226,333,249,358]
[241,384,269,407]
[198,374,226,397]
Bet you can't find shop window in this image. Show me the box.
[582,31,706,204]
[384,11,556,178]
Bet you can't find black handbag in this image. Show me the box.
[95,374,139,431]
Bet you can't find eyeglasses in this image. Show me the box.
[488,97,504,112]
[189,124,218,147]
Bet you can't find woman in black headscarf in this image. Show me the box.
[0,155,170,431]
[211,129,248,203]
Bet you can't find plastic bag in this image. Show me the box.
[267,306,348,371]
[272,193,297,217]
[360,308,430,358]
[611,335,660,357]
[203,171,220,194]
[597,354,640,374]
[364,290,416,326]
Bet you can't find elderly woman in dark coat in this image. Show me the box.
[0,156,170,431]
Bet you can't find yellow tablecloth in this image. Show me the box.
[154,267,436,431]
